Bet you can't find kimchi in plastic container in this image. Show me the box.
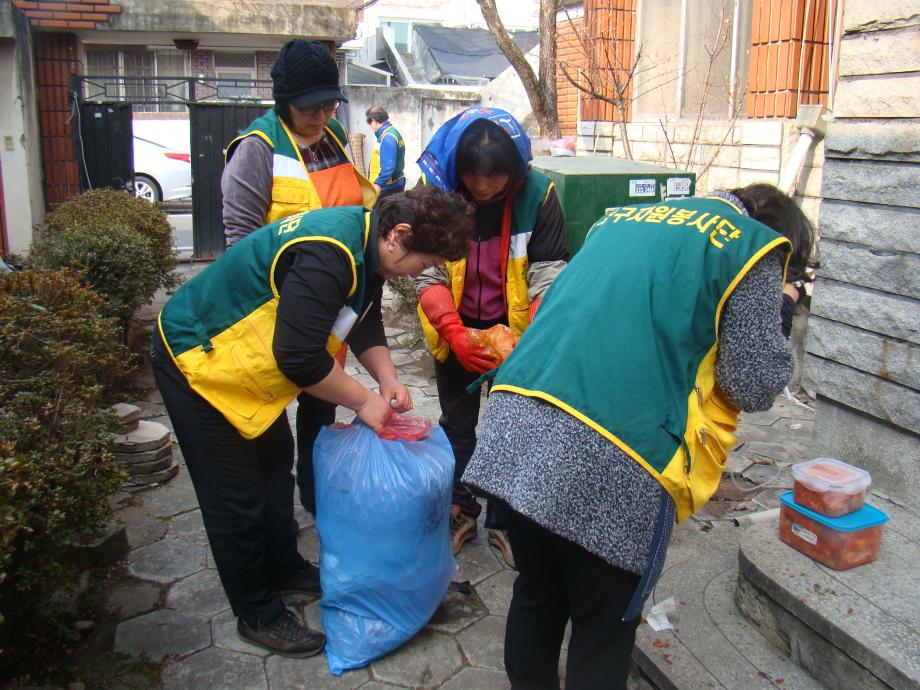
[791,458,871,517]
[778,492,888,570]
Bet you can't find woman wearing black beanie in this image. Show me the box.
[220,39,379,538]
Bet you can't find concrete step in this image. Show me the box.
[632,518,826,690]
[737,494,920,690]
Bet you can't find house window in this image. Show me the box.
[84,47,189,112]
[747,0,836,117]
[214,52,256,100]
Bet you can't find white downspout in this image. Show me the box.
[778,105,827,196]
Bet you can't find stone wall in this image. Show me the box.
[101,0,356,42]
[576,118,824,219]
[340,85,480,186]
[805,0,920,506]
[0,3,45,253]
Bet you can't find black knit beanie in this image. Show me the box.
[271,39,348,107]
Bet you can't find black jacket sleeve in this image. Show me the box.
[273,243,354,387]
[347,282,387,356]
[526,187,570,262]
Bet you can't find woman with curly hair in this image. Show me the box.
[152,186,473,658]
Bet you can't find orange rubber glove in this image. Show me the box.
[419,285,497,374]
[528,297,542,323]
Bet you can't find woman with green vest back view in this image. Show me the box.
[462,184,814,689]
[151,187,474,658]
[414,107,569,562]
[221,39,379,519]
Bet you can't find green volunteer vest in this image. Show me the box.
[226,110,376,223]
[159,206,370,439]
[417,169,554,360]
[493,196,791,521]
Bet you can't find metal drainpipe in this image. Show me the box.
[777,105,827,196]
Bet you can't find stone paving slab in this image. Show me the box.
[265,653,370,689]
[114,609,211,661]
[455,614,506,670]
[166,508,209,545]
[105,578,162,621]
[114,442,173,466]
[112,420,172,453]
[123,457,180,487]
[117,503,168,550]
[426,581,488,635]
[165,568,231,617]
[111,402,142,432]
[139,469,199,518]
[633,519,826,690]
[369,629,464,689]
[738,498,920,690]
[127,537,206,584]
[162,646,267,690]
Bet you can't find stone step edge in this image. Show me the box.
[737,548,911,690]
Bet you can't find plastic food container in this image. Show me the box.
[791,458,871,517]
[778,492,888,570]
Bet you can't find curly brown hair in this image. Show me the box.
[377,185,474,261]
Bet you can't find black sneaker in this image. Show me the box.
[274,561,321,595]
[237,609,325,658]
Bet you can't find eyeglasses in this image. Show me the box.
[295,100,339,117]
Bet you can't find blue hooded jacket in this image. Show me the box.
[418,106,532,191]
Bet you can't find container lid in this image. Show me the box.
[781,492,889,531]
[791,458,871,493]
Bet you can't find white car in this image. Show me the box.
[132,135,192,202]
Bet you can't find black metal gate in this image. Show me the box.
[189,103,267,259]
[72,76,272,259]
[75,102,133,193]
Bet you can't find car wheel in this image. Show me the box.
[133,174,161,203]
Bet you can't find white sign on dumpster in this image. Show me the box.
[667,177,692,196]
[629,179,657,197]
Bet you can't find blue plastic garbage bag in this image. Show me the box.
[313,421,457,674]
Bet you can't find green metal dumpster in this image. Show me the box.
[531,156,696,255]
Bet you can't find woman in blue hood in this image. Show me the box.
[414,107,569,560]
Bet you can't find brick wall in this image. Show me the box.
[556,14,583,137]
[747,0,834,118]
[35,33,82,206]
[580,0,635,123]
[256,51,276,100]
[190,50,214,79]
[12,0,121,30]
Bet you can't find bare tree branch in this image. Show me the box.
[476,0,559,139]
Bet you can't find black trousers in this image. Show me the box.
[151,334,305,627]
[294,392,336,516]
[434,352,485,519]
[504,508,641,690]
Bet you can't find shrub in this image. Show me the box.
[0,269,127,612]
[42,188,180,293]
[30,222,159,324]
[387,276,420,312]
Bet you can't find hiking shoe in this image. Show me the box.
[449,513,478,555]
[488,529,516,570]
[237,609,325,657]
[274,561,321,595]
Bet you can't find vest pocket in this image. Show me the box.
[686,390,738,513]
